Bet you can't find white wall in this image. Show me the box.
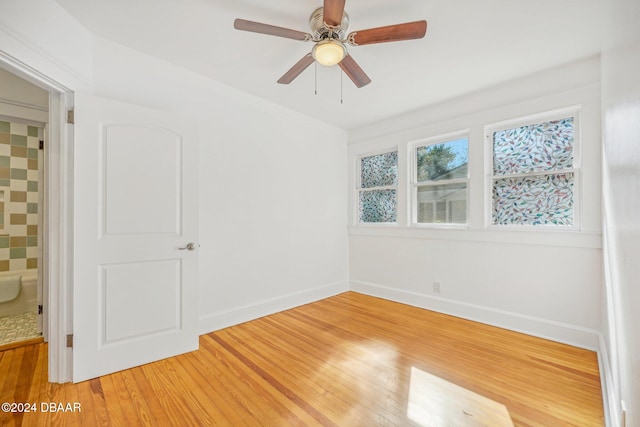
[348,56,602,349]
[0,0,92,90]
[600,0,640,423]
[89,37,350,333]
[198,110,348,330]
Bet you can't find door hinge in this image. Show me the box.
[39,140,44,150]
[38,304,43,314]
[67,109,75,124]
[66,334,73,348]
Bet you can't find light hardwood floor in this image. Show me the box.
[0,292,603,426]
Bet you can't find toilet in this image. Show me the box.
[0,276,21,304]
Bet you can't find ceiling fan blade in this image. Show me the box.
[277,53,315,84]
[234,19,311,41]
[348,20,427,46]
[323,0,346,27]
[338,55,371,88]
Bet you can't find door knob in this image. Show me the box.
[178,242,197,251]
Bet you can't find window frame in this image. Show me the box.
[409,131,470,228]
[484,107,581,230]
[355,148,399,225]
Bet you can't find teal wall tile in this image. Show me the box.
[27,148,38,159]
[10,247,26,259]
[10,134,27,147]
[0,236,7,249]
[0,156,9,167]
[27,126,38,137]
[27,236,37,247]
[27,203,37,214]
[0,122,9,133]
[11,169,27,180]
[27,181,38,191]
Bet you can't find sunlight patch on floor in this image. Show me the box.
[407,366,514,426]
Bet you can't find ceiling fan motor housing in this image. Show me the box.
[310,7,349,40]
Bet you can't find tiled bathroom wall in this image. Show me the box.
[0,120,39,272]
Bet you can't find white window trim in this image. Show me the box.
[408,131,470,228]
[355,147,400,226]
[484,106,581,231]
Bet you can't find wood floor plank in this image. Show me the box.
[147,356,226,426]
[137,361,203,426]
[0,346,21,401]
[127,365,169,425]
[226,315,410,425]
[98,374,130,427]
[20,343,48,427]
[73,377,98,426]
[201,333,323,426]
[184,342,255,426]
[211,329,346,426]
[0,292,604,426]
[172,350,238,426]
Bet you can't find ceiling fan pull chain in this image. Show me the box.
[315,62,318,95]
[340,68,344,104]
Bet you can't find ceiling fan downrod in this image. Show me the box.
[309,7,349,42]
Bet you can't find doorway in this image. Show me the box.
[0,48,198,384]
[0,67,47,349]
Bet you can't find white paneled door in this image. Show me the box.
[72,93,199,382]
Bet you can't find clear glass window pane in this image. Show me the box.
[493,118,574,176]
[492,173,574,225]
[361,151,398,188]
[359,189,397,223]
[416,138,468,182]
[416,183,467,224]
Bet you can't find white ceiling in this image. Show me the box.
[55,0,603,130]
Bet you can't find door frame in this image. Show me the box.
[0,51,74,382]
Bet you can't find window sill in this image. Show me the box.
[348,225,601,249]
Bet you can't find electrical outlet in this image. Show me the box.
[433,281,441,293]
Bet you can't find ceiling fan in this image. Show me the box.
[234,0,427,88]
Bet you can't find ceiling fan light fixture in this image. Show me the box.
[312,40,346,66]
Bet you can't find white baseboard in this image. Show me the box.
[198,281,349,335]
[350,280,600,351]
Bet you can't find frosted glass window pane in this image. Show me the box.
[361,152,398,188]
[492,173,574,225]
[493,118,574,175]
[416,138,468,182]
[359,190,397,223]
[416,183,467,224]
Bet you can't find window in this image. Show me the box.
[412,137,469,225]
[358,151,398,223]
[489,114,577,227]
